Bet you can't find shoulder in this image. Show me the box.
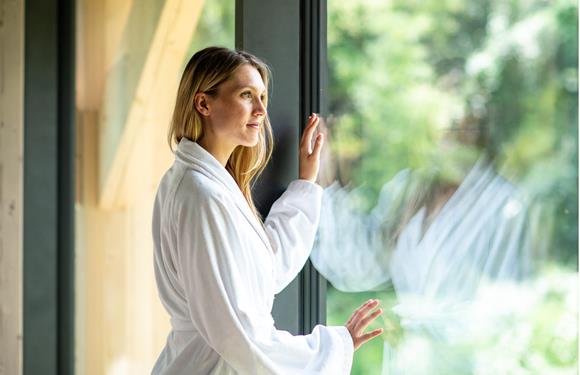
[173,169,234,216]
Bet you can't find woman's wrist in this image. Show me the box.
[298,175,315,183]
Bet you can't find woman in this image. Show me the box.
[151,46,383,374]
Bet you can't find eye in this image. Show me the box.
[260,94,266,101]
[241,91,253,99]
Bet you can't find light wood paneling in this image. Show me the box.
[75,0,203,373]
[0,0,24,374]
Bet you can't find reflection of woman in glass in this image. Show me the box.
[151,47,383,374]
[312,106,543,374]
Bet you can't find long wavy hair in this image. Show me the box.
[168,46,274,220]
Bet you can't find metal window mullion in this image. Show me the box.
[57,0,76,373]
[299,0,327,334]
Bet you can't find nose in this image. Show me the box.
[253,97,266,117]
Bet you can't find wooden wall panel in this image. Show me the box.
[0,0,24,374]
[75,0,203,373]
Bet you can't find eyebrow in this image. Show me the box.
[234,85,267,94]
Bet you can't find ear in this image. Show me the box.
[194,92,211,117]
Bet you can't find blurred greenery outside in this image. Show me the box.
[325,0,578,374]
[327,268,577,374]
[184,0,235,67]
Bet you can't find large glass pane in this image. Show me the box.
[314,1,578,374]
[74,1,234,373]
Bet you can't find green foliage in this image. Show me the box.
[326,0,578,373]
[328,268,578,375]
[327,0,578,262]
[185,0,235,64]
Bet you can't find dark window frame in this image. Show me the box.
[236,0,327,334]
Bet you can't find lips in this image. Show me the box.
[247,123,259,129]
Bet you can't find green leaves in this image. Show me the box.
[327,0,578,261]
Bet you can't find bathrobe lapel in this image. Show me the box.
[174,138,272,251]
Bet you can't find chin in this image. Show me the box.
[240,137,260,148]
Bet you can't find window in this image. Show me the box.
[314,1,578,373]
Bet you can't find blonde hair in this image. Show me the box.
[169,46,273,220]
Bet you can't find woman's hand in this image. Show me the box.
[299,113,324,183]
[346,299,384,351]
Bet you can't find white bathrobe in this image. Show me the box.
[151,138,353,375]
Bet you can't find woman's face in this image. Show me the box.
[203,64,267,153]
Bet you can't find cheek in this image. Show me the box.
[228,101,252,121]
[211,101,250,132]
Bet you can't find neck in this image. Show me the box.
[197,136,234,167]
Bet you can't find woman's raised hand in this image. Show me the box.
[345,299,384,351]
[299,113,324,183]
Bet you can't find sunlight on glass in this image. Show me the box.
[315,0,578,373]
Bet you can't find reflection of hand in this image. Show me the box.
[345,299,384,350]
[299,113,324,182]
[381,307,404,348]
[317,116,337,187]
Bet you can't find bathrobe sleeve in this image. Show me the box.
[175,190,353,375]
[264,180,323,294]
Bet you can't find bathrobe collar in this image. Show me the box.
[175,137,271,250]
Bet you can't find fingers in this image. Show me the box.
[358,328,384,346]
[355,307,383,333]
[354,299,379,322]
[345,299,385,351]
[346,299,372,325]
[346,299,379,327]
[311,133,324,159]
[298,113,324,182]
[352,299,377,321]
[300,113,320,154]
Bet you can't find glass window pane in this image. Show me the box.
[315,1,578,374]
[74,1,234,373]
